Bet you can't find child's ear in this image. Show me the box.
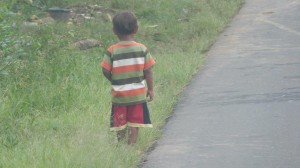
[133,26,138,34]
[113,28,118,35]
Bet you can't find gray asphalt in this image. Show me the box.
[141,0,300,168]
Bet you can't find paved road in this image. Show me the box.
[142,0,300,168]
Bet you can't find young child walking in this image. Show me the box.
[100,11,155,145]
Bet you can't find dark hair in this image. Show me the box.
[112,11,138,35]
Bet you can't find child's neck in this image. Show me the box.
[118,34,135,41]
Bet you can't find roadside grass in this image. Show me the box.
[0,0,244,167]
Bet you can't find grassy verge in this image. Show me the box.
[0,0,244,167]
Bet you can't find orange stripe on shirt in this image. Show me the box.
[100,61,112,71]
[112,87,146,97]
[144,58,155,70]
[108,42,145,52]
[112,64,144,74]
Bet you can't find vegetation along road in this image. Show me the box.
[1,0,243,167]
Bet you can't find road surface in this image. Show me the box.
[142,0,300,167]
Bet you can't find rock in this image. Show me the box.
[71,39,101,50]
[27,15,54,25]
[48,8,71,22]
[28,15,44,24]
[101,13,112,22]
[40,17,55,25]
[67,21,73,25]
[28,15,39,21]
[22,21,39,27]
[147,25,159,28]
[92,5,105,11]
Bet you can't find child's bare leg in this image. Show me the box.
[117,129,127,142]
[128,127,139,145]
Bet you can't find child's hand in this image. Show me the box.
[147,90,154,102]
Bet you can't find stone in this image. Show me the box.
[48,8,71,22]
[40,17,55,25]
[71,39,101,50]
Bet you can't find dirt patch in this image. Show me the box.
[26,4,116,25]
[23,4,117,50]
[50,4,117,24]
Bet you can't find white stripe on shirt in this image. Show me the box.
[112,80,146,91]
[113,57,145,67]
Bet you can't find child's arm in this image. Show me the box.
[102,68,112,82]
[144,68,154,102]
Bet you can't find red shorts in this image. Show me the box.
[110,103,153,131]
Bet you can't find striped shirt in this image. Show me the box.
[101,41,155,105]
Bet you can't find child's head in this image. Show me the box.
[112,11,138,35]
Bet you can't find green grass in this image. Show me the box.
[0,0,244,167]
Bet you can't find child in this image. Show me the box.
[100,11,155,145]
